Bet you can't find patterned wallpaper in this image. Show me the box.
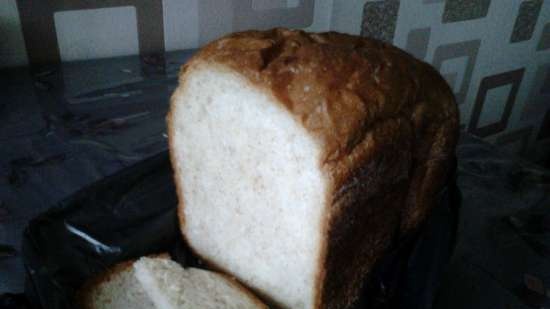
[363,0,550,166]
[0,0,549,165]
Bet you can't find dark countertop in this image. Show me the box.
[1,51,549,308]
[1,50,194,293]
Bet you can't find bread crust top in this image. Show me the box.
[183,29,457,174]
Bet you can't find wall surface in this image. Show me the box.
[1,0,549,165]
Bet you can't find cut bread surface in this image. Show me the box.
[170,64,328,309]
[79,256,266,309]
[134,257,266,309]
[80,260,155,309]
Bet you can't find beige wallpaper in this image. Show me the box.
[0,0,363,66]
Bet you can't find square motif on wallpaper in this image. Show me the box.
[405,27,431,60]
[252,0,300,10]
[361,0,400,43]
[17,0,164,65]
[468,69,525,138]
[442,0,491,23]
[433,40,481,105]
[233,0,314,31]
[54,7,139,61]
[440,57,468,94]
[476,84,514,128]
[510,0,543,43]
[198,0,314,45]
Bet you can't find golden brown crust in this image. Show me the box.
[77,259,135,309]
[167,84,188,240]
[170,28,459,309]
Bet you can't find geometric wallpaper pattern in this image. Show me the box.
[468,68,524,138]
[0,0,549,165]
[363,0,550,165]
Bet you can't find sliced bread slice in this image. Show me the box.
[79,256,267,309]
[134,257,267,309]
[79,258,156,309]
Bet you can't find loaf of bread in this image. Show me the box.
[78,255,267,309]
[168,28,459,309]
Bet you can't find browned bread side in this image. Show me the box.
[172,28,459,309]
